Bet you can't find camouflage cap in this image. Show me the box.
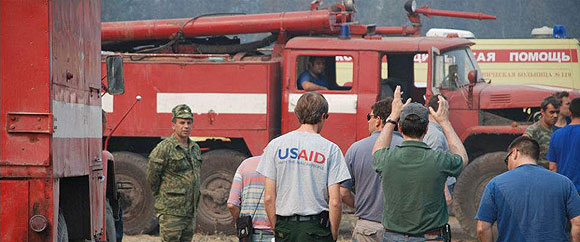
[400,102,428,123]
[172,104,193,120]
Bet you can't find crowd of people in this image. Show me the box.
[143,88,580,242]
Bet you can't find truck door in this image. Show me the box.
[282,51,358,152]
[429,47,482,133]
[426,47,441,101]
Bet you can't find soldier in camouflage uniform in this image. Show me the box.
[523,96,560,169]
[147,104,202,242]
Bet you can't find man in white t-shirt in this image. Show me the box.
[257,92,351,241]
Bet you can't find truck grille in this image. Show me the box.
[489,94,511,104]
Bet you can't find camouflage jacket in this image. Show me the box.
[524,121,553,169]
[147,134,202,217]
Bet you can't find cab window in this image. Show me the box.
[296,55,353,91]
[433,48,480,91]
[380,54,415,102]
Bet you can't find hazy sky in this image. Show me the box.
[102,0,579,39]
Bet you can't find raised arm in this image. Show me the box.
[372,86,409,155]
[429,95,468,167]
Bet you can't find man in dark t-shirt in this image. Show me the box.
[372,86,468,241]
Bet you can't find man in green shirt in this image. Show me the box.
[372,87,468,241]
[523,96,561,168]
[147,104,202,242]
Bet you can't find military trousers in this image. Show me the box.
[158,214,195,242]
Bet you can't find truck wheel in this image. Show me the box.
[453,151,508,238]
[106,200,117,242]
[113,152,157,235]
[57,209,68,242]
[196,149,247,234]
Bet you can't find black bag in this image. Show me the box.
[236,215,254,239]
[236,189,264,240]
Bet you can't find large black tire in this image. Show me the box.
[113,152,157,235]
[105,200,117,242]
[196,149,248,234]
[453,151,508,238]
[57,209,68,242]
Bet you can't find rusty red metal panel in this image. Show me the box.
[51,0,102,175]
[28,179,53,241]
[6,113,53,134]
[0,180,30,241]
[50,0,104,239]
[0,0,51,167]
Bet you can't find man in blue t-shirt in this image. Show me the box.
[476,136,580,242]
[548,97,580,192]
[297,56,329,91]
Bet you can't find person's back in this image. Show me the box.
[476,136,580,242]
[346,132,402,221]
[262,130,344,215]
[548,97,580,192]
[480,164,577,241]
[227,156,273,241]
[549,124,580,189]
[372,89,468,241]
[257,92,350,241]
[377,142,459,233]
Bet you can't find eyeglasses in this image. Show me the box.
[504,149,516,166]
[367,113,376,121]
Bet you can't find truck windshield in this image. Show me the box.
[433,48,481,91]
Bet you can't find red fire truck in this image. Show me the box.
[100,0,578,237]
[1,0,120,241]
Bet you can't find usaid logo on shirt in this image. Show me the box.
[277,148,326,164]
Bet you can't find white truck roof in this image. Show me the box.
[426,28,476,39]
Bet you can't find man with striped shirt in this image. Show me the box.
[228,156,273,242]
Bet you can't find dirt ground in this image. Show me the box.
[122,215,476,242]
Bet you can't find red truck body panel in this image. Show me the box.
[1,0,105,241]
[103,58,281,156]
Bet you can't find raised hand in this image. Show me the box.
[390,85,411,121]
[428,95,450,125]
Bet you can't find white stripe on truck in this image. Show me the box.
[53,101,102,138]
[288,93,358,114]
[157,93,268,114]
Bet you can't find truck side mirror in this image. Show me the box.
[448,64,459,87]
[106,55,125,95]
[468,70,478,85]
